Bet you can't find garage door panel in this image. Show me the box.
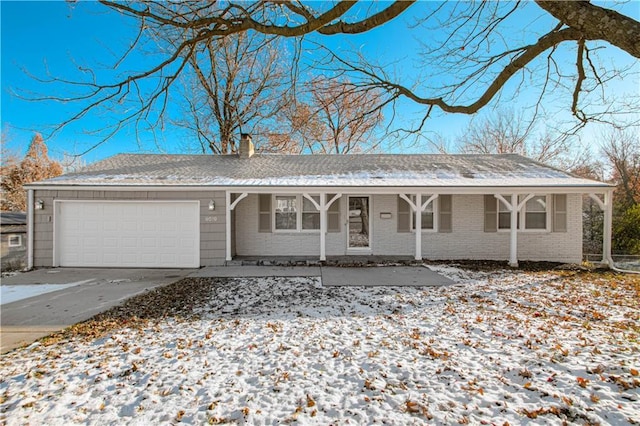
[57,201,199,268]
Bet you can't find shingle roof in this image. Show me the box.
[0,212,27,225]
[29,153,609,188]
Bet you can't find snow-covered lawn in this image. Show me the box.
[1,267,638,425]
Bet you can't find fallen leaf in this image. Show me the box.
[307,394,315,408]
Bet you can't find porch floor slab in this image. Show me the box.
[189,266,321,278]
[321,266,455,287]
[191,265,454,287]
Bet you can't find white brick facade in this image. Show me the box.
[234,193,583,263]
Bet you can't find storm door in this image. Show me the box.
[347,196,371,250]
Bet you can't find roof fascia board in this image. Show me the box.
[28,184,611,194]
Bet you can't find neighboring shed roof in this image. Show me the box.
[0,212,27,226]
[28,153,609,188]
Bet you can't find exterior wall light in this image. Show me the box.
[35,199,45,210]
[208,200,215,211]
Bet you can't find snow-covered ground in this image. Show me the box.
[1,267,638,425]
[1,284,80,305]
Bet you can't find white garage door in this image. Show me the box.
[56,201,200,268]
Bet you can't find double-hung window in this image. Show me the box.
[302,196,320,230]
[523,196,547,230]
[498,198,512,230]
[410,196,435,230]
[274,196,297,230]
[274,195,320,232]
[496,195,548,231]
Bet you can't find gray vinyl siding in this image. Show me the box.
[32,189,226,267]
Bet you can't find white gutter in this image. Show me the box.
[27,189,34,270]
[24,184,613,194]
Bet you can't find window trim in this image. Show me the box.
[409,196,438,232]
[301,195,321,232]
[272,194,321,233]
[8,234,22,247]
[496,194,550,232]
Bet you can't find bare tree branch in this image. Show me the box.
[536,0,640,58]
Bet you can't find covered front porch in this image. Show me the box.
[224,188,614,267]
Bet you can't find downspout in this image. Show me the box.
[225,191,232,262]
[27,189,34,270]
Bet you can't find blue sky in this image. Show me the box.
[1,1,638,164]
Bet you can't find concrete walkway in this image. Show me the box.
[189,266,321,278]
[1,265,452,353]
[321,266,454,287]
[191,265,454,287]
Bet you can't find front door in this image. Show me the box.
[348,196,371,250]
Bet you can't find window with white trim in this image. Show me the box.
[496,195,548,230]
[302,196,320,230]
[8,234,22,247]
[274,196,297,230]
[410,196,435,230]
[524,196,547,229]
[274,195,320,232]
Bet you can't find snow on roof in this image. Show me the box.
[29,153,609,188]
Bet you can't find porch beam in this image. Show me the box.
[588,193,606,210]
[399,193,417,211]
[229,192,248,210]
[422,194,438,211]
[327,193,342,209]
[517,193,535,211]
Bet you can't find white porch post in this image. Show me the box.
[603,190,613,265]
[588,192,613,266]
[225,192,249,262]
[225,191,232,261]
[495,193,519,267]
[415,193,422,261]
[319,193,327,261]
[303,193,340,262]
[400,193,438,261]
[509,194,518,267]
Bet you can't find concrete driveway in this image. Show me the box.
[1,265,453,354]
[1,268,192,353]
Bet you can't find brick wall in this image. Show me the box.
[235,193,583,263]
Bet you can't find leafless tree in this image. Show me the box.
[177,32,291,154]
[444,109,581,168]
[600,127,640,209]
[26,1,640,153]
[266,78,384,154]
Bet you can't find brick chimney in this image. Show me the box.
[238,133,254,159]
